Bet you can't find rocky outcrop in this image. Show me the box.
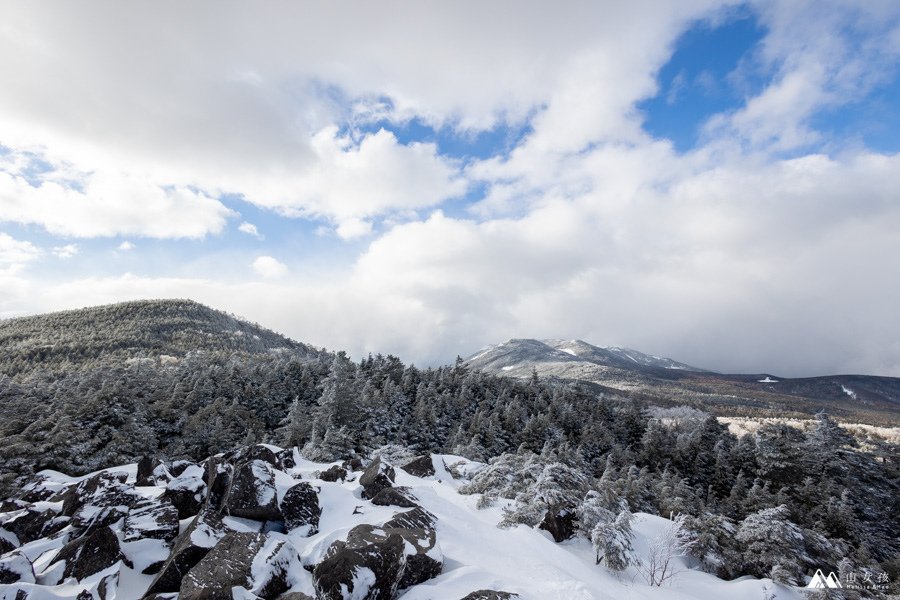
[145,511,226,594]
[313,507,442,598]
[179,532,299,599]
[359,457,395,500]
[0,551,35,584]
[49,525,122,581]
[163,463,208,520]
[370,487,417,508]
[280,482,320,535]
[401,455,435,478]
[319,465,347,482]
[224,459,281,521]
[538,505,576,543]
[124,497,180,543]
[459,591,520,600]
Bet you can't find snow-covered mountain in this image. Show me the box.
[0,445,804,600]
[466,338,900,425]
[466,339,705,375]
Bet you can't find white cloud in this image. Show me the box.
[118,241,135,251]
[52,244,79,259]
[238,222,262,238]
[252,255,288,279]
[335,217,373,240]
[0,232,41,274]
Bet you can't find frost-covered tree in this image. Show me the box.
[591,503,634,570]
[638,514,697,586]
[735,505,807,585]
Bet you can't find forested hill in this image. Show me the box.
[0,299,313,378]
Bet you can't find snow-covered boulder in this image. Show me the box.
[459,591,520,600]
[0,551,35,584]
[280,482,320,535]
[319,465,347,482]
[276,447,297,471]
[1,504,67,546]
[225,444,279,468]
[224,459,282,521]
[137,455,172,486]
[313,524,407,600]
[370,486,418,508]
[204,456,234,512]
[401,455,435,478]
[538,505,577,543]
[124,497,180,543]
[163,463,208,519]
[145,510,227,594]
[179,531,301,599]
[359,457,395,499]
[60,471,141,535]
[46,525,122,582]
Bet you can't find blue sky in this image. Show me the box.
[1,1,900,376]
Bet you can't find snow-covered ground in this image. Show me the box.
[2,452,808,600]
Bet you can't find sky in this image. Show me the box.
[1,1,899,377]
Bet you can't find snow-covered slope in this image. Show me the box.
[0,446,804,600]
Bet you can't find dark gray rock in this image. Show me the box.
[280,482,320,535]
[0,551,35,584]
[370,487,417,509]
[382,507,436,531]
[170,460,195,478]
[124,498,180,543]
[60,472,136,518]
[459,591,520,600]
[313,525,406,600]
[319,465,347,482]
[137,457,171,487]
[359,457,395,500]
[180,531,298,600]
[342,457,364,472]
[51,526,121,581]
[18,474,65,502]
[276,593,314,600]
[0,534,16,554]
[73,505,127,535]
[145,511,226,594]
[2,506,68,545]
[203,457,233,512]
[538,505,576,543]
[163,464,208,520]
[224,460,281,521]
[223,444,279,468]
[276,448,297,471]
[401,456,435,477]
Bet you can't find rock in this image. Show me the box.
[0,551,35,584]
[18,474,67,502]
[359,457,395,500]
[0,534,16,554]
[60,472,139,524]
[124,498,180,543]
[73,505,127,534]
[2,505,68,545]
[137,456,171,487]
[313,509,442,598]
[538,505,576,543]
[279,483,320,535]
[204,457,233,512]
[276,593,314,600]
[319,465,347,482]
[50,526,121,581]
[276,448,297,471]
[180,532,299,599]
[370,487,418,508]
[224,445,279,468]
[163,463,208,520]
[313,525,406,600]
[401,456,435,478]
[170,460,195,478]
[224,460,281,521]
[145,511,227,594]
[382,507,436,531]
[459,591,520,600]
[342,457,364,471]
